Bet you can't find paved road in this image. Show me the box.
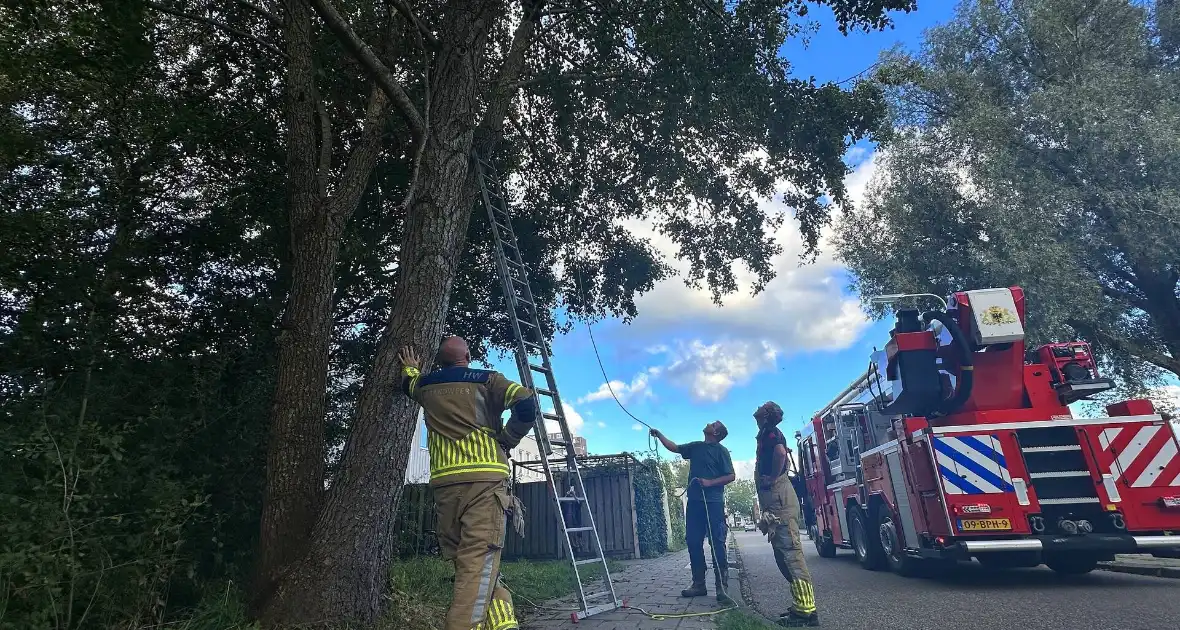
[733,530,1180,629]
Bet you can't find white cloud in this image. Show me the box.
[631,423,644,431]
[577,367,660,405]
[659,339,777,403]
[596,421,607,428]
[732,458,757,481]
[608,154,881,401]
[541,402,585,435]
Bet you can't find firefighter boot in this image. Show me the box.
[715,573,733,606]
[778,609,820,627]
[680,581,707,598]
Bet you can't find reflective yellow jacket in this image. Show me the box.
[401,365,536,487]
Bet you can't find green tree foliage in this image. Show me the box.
[837,0,1180,396]
[1,0,919,627]
[726,479,758,518]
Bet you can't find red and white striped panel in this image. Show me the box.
[1098,424,1180,488]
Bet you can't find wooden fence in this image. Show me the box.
[394,455,647,561]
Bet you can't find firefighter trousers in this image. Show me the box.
[434,478,517,630]
[757,474,816,615]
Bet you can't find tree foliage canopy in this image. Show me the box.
[837,0,1180,396]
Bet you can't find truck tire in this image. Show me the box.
[814,526,837,558]
[850,506,886,571]
[876,508,921,577]
[1046,554,1099,575]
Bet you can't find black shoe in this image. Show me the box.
[680,582,707,597]
[778,609,820,627]
[716,591,735,606]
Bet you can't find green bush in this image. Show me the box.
[632,460,669,558]
[658,460,687,552]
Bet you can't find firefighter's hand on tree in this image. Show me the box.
[397,347,421,371]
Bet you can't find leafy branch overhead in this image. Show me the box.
[836,0,1180,395]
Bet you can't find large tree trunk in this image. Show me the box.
[255,3,502,626]
[255,0,393,616]
[255,0,330,606]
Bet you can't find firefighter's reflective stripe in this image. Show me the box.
[790,579,816,614]
[486,599,517,630]
[504,383,527,407]
[403,366,422,395]
[429,427,510,480]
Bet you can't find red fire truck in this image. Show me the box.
[795,286,1180,575]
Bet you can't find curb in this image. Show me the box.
[1098,562,1180,579]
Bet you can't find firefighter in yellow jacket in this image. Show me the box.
[398,336,536,630]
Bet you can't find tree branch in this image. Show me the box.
[146,2,286,58]
[512,70,624,90]
[1101,285,1150,311]
[386,0,430,209]
[233,0,283,27]
[475,1,547,149]
[1068,318,1180,376]
[327,87,391,218]
[389,0,439,49]
[307,0,425,146]
[313,83,333,201]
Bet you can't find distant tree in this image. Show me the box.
[666,458,691,489]
[837,0,1180,398]
[726,479,758,518]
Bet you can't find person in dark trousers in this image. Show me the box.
[650,422,736,605]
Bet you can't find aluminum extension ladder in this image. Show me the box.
[473,151,620,621]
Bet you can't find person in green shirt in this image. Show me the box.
[650,421,736,605]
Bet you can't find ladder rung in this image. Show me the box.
[537,389,557,398]
[541,412,562,421]
[528,363,550,373]
[567,526,593,533]
[576,557,605,566]
[582,591,612,601]
[550,440,569,447]
[557,496,586,502]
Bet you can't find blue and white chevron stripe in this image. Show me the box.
[933,434,1014,495]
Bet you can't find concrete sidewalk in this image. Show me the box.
[1100,553,1180,579]
[519,548,737,630]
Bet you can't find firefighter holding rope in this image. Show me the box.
[650,422,736,606]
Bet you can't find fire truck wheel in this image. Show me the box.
[1045,554,1099,575]
[876,509,920,577]
[814,527,837,558]
[850,507,886,571]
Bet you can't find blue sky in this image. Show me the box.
[477,2,960,478]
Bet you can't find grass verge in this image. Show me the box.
[716,608,777,629]
[386,556,621,628]
[172,557,620,629]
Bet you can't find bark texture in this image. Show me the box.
[255,0,392,616]
[255,0,328,605]
[255,2,508,626]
